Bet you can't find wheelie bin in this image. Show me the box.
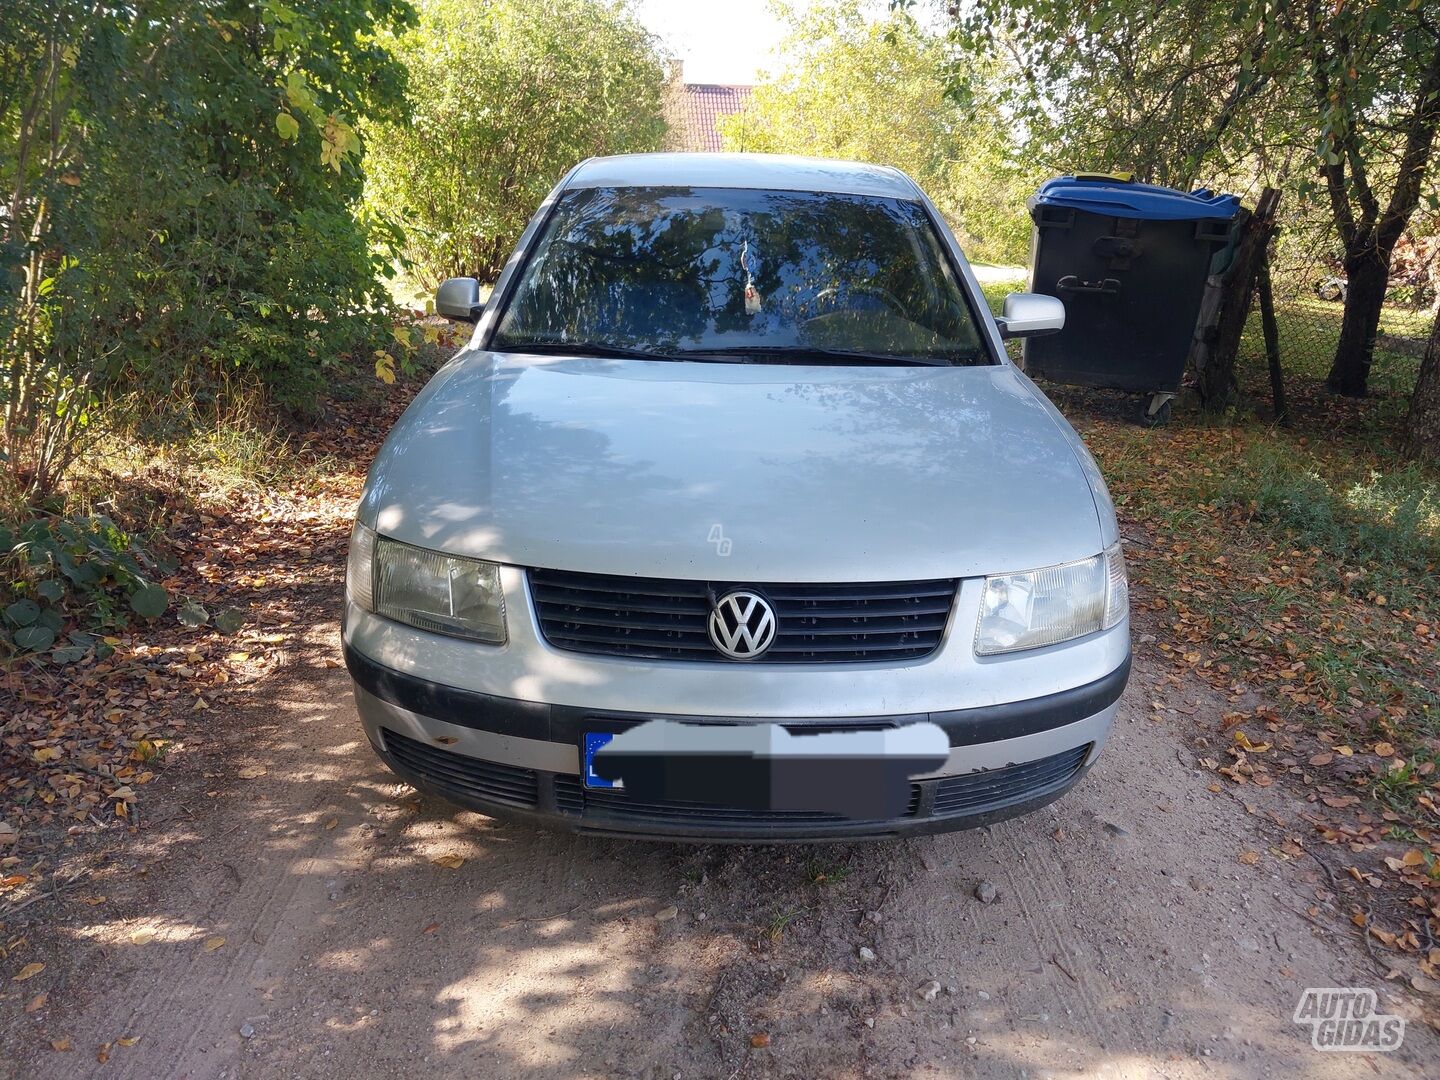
[1023,175,1240,424]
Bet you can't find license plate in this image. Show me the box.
[582,732,622,790]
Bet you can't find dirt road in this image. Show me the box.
[4,598,1434,1079]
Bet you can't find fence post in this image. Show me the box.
[1257,250,1288,424]
[1193,187,1281,412]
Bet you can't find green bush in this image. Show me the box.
[364,0,669,288]
[0,515,167,658]
[2,0,415,497]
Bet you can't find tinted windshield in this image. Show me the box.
[491,186,991,365]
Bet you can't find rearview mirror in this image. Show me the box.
[436,277,482,323]
[996,292,1065,339]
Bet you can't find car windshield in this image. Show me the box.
[490,186,992,365]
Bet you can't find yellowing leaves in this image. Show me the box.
[320,115,359,173]
[431,854,465,870]
[374,350,396,385]
[14,962,45,981]
[204,935,226,952]
[275,112,300,141]
[32,746,62,763]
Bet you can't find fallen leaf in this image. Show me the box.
[14,962,44,981]
[323,817,338,830]
[237,766,266,780]
[204,936,226,952]
[422,922,440,934]
[97,1042,110,1064]
[1238,850,1261,865]
[117,1036,140,1047]
[1322,795,1359,808]
[130,928,155,945]
[1309,752,1334,766]
[51,1037,73,1052]
[1373,742,1395,757]
[25,991,48,1012]
[431,854,465,870]
[1234,731,1270,752]
[750,1033,770,1048]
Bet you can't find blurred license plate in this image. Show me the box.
[582,732,622,790]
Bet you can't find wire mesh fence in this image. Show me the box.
[1238,237,1434,403]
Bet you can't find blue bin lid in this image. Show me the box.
[1030,175,1240,222]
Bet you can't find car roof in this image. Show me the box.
[566,153,924,200]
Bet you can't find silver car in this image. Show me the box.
[343,153,1130,840]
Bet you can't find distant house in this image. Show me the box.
[664,63,754,153]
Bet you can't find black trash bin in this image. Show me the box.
[1023,175,1240,424]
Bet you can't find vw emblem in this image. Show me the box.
[707,590,777,660]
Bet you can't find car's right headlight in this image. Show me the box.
[346,522,507,645]
[975,542,1126,656]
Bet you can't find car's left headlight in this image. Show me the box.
[350,526,507,645]
[975,542,1126,656]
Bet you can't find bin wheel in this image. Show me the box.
[1142,395,1173,427]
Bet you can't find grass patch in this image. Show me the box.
[766,906,807,941]
[1065,406,1439,798]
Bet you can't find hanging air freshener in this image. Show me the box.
[741,240,761,315]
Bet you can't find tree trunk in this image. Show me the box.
[1258,254,1287,424]
[1325,252,1390,397]
[1192,188,1280,411]
[1405,309,1440,462]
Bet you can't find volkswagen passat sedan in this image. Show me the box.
[343,153,1130,840]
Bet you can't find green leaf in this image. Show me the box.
[213,609,246,634]
[276,112,300,140]
[5,599,39,627]
[178,601,210,628]
[129,584,169,619]
[51,645,87,664]
[14,625,56,652]
[37,580,64,603]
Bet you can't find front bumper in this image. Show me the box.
[345,643,1128,841]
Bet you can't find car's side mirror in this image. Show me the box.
[995,292,1065,339]
[436,277,483,323]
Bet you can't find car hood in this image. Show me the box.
[360,352,1106,582]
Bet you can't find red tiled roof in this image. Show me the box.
[678,84,754,152]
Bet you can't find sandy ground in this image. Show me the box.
[3,606,1434,1080]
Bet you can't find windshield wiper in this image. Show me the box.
[675,345,954,367]
[497,340,679,362]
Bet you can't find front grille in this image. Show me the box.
[554,775,921,826]
[932,745,1091,817]
[382,728,539,809]
[530,569,957,663]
